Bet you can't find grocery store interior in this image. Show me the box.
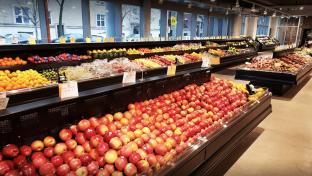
[0,0,312,175]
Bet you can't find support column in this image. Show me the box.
[269,17,277,38]
[203,15,208,37]
[246,16,258,39]
[38,0,50,43]
[107,0,122,41]
[233,15,242,36]
[160,9,167,39]
[142,0,151,38]
[176,11,183,39]
[191,13,197,39]
[81,0,91,38]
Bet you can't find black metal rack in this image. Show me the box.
[256,36,279,51]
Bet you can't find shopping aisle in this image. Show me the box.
[214,68,312,176]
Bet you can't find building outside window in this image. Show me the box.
[14,6,30,24]
[241,15,246,35]
[183,13,191,39]
[150,8,161,39]
[122,4,140,41]
[167,10,177,40]
[96,14,105,27]
[196,15,204,37]
[256,16,270,36]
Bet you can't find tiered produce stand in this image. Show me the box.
[0,38,272,176]
[256,36,279,51]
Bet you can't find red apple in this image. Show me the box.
[111,171,123,176]
[39,162,56,176]
[104,114,114,122]
[51,155,64,167]
[19,145,32,156]
[97,156,106,167]
[75,132,87,145]
[4,169,19,176]
[2,144,19,158]
[155,144,167,156]
[146,154,157,167]
[43,136,56,147]
[104,164,115,174]
[104,131,117,143]
[89,117,100,128]
[54,143,67,155]
[134,138,144,148]
[90,135,103,148]
[96,169,109,176]
[43,147,54,158]
[87,161,99,175]
[78,119,91,131]
[109,137,122,150]
[136,160,149,173]
[89,149,99,160]
[31,152,44,160]
[104,149,118,164]
[59,129,73,141]
[113,112,123,121]
[127,142,138,152]
[79,153,92,166]
[115,156,128,171]
[6,160,14,170]
[142,144,153,154]
[69,125,78,135]
[124,163,137,176]
[129,152,141,164]
[82,141,91,153]
[119,145,132,158]
[32,156,47,169]
[120,135,130,145]
[56,164,70,176]
[13,155,27,168]
[69,158,82,171]
[73,145,84,157]
[84,128,96,139]
[19,163,36,176]
[96,124,109,136]
[96,142,109,156]
[66,139,77,150]
[75,166,88,176]
[62,151,75,163]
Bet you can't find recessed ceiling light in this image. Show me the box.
[235,0,240,8]
[299,6,304,10]
[251,4,258,13]
[272,12,276,17]
[209,7,213,12]
[263,9,267,15]
[187,3,192,8]
[210,0,216,2]
[158,0,163,4]
[226,9,229,15]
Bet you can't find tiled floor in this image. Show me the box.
[214,67,312,176]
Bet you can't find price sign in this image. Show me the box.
[85,37,91,43]
[0,38,5,45]
[167,65,176,76]
[211,57,220,65]
[109,37,115,42]
[70,37,76,43]
[0,92,9,110]
[170,16,177,26]
[59,37,66,44]
[28,38,36,45]
[96,37,102,43]
[59,81,79,100]
[201,58,210,68]
[104,38,109,42]
[122,71,136,84]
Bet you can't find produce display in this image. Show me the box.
[41,70,59,82]
[226,41,248,47]
[256,37,279,46]
[0,57,27,67]
[0,77,266,175]
[27,54,92,64]
[88,49,127,59]
[240,53,312,73]
[0,70,52,92]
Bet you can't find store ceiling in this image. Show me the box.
[163,0,312,16]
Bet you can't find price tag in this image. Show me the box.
[85,37,91,43]
[122,71,136,84]
[202,58,210,68]
[70,37,76,43]
[0,92,9,110]
[96,37,102,43]
[104,38,109,42]
[0,38,5,45]
[167,65,176,76]
[28,38,36,45]
[109,37,115,42]
[58,81,79,100]
[59,37,66,44]
[211,57,220,65]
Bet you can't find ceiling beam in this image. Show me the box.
[240,0,289,15]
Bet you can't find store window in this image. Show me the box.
[90,0,109,40]
[150,8,161,39]
[48,0,83,43]
[276,17,299,45]
[183,13,191,39]
[256,16,270,36]
[167,10,177,40]
[196,15,204,37]
[122,4,141,41]
[0,0,42,44]
[48,11,52,25]
[241,15,246,35]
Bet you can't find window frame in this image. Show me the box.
[96,14,106,27]
[13,6,31,24]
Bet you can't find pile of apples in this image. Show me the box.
[0,77,250,176]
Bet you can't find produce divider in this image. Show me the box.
[256,36,279,52]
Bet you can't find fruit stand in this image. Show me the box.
[256,36,280,51]
[235,48,312,95]
[0,39,272,176]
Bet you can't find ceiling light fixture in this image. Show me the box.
[235,0,240,8]
[263,9,267,15]
[272,12,276,17]
[209,7,213,12]
[226,9,229,15]
[251,4,258,13]
[299,6,304,10]
[187,3,192,8]
[210,0,216,2]
[158,0,163,4]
